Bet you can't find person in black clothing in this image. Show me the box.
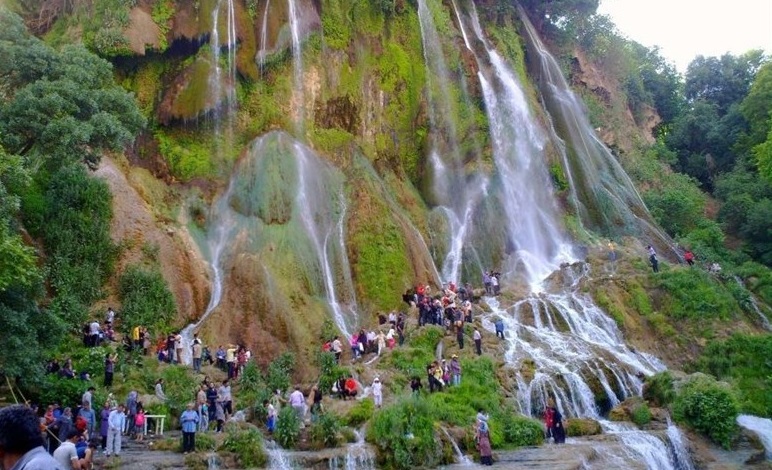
[550,407,566,444]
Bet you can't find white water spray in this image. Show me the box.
[738,415,772,460]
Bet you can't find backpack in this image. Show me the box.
[75,415,88,432]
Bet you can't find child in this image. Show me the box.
[264,400,276,433]
[134,407,146,441]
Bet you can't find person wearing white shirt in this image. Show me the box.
[331,337,343,364]
[53,429,81,469]
[106,405,126,457]
[371,377,383,408]
[288,387,305,426]
[473,328,482,356]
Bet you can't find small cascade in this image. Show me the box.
[295,140,358,339]
[209,0,238,117]
[266,440,294,470]
[601,421,692,470]
[666,419,696,470]
[440,426,473,466]
[451,0,573,287]
[258,0,271,74]
[517,8,674,256]
[737,415,772,460]
[417,0,487,284]
[180,179,238,364]
[733,276,772,331]
[329,429,376,470]
[287,0,304,131]
[206,453,221,470]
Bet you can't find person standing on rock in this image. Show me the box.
[263,400,276,434]
[218,380,232,421]
[647,245,659,273]
[550,405,566,444]
[103,353,117,388]
[180,403,199,454]
[473,327,482,355]
[331,337,343,364]
[494,318,505,339]
[371,377,383,408]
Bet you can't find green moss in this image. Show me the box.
[308,128,356,154]
[154,128,215,180]
[593,290,625,327]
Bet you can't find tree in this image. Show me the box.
[0,8,145,170]
[685,51,765,114]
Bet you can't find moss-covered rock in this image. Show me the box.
[566,418,602,437]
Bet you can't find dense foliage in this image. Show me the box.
[118,265,177,333]
[673,375,739,449]
[692,334,772,417]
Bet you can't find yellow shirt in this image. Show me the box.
[132,326,140,341]
[226,348,236,363]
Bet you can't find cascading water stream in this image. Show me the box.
[327,429,376,470]
[737,415,772,460]
[517,7,675,258]
[452,0,573,287]
[733,276,772,331]
[417,0,487,284]
[287,0,304,131]
[258,0,271,74]
[266,440,294,470]
[295,141,358,339]
[440,426,473,466]
[180,181,237,364]
[449,3,695,468]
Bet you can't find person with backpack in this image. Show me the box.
[77,402,95,439]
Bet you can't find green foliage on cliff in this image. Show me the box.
[693,334,772,417]
[673,374,739,449]
[154,128,215,180]
[656,269,738,321]
[368,396,441,470]
[118,265,177,332]
[222,426,268,467]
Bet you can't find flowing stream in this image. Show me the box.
[258,0,271,74]
[417,0,487,284]
[737,414,772,460]
[448,2,694,468]
[266,440,295,470]
[287,0,304,131]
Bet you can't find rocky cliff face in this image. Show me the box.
[41,0,663,374]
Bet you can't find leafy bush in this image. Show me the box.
[275,406,301,449]
[491,412,544,448]
[345,399,374,428]
[565,418,602,437]
[631,403,652,426]
[673,375,739,448]
[161,366,198,416]
[317,351,346,395]
[308,411,341,449]
[118,265,176,333]
[195,432,216,451]
[368,397,441,470]
[643,371,676,407]
[692,334,772,416]
[222,426,267,467]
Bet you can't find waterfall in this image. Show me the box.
[452,0,573,287]
[667,419,696,470]
[737,415,772,460]
[440,426,473,466]
[287,0,304,130]
[258,0,271,74]
[417,0,487,284]
[517,8,675,257]
[266,440,294,469]
[210,0,238,117]
[733,276,772,331]
[180,179,238,364]
[328,429,376,470]
[295,140,359,339]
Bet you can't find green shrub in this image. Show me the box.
[308,411,341,449]
[368,397,441,470]
[161,366,198,416]
[317,351,347,395]
[491,412,544,448]
[275,406,301,449]
[692,334,772,416]
[631,403,652,426]
[195,432,217,451]
[118,265,177,333]
[221,427,267,467]
[673,375,739,448]
[643,371,676,406]
[345,399,374,428]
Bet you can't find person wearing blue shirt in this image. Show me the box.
[180,403,200,454]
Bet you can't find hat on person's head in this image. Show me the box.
[374,377,380,382]
[452,354,458,358]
